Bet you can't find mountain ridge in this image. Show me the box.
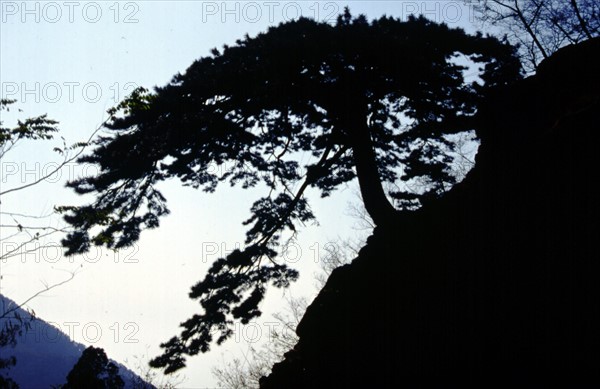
[0,294,152,388]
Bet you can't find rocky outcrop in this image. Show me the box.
[261,38,600,388]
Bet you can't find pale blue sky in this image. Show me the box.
[1,2,480,387]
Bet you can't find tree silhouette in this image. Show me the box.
[63,346,124,389]
[61,11,520,373]
[469,0,599,70]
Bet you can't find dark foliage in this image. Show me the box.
[63,346,124,389]
[0,375,19,389]
[0,327,19,389]
[61,11,520,373]
[0,99,58,145]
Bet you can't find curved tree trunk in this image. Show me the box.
[350,124,400,227]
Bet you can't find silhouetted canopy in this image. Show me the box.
[61,11,520,373]
[64,346,124,389]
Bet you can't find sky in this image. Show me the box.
[1,1,481,387]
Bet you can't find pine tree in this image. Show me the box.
[61,11,520,373]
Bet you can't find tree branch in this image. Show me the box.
[0,269,78,320]
[0,122,104,197]
[570,0,593,39]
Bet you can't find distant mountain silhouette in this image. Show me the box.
[0,294,151,388]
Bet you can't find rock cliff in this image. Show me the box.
[261,38,600,388]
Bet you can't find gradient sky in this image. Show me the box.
[1,1,480,387]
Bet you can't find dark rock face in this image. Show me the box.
[261,38,600,388]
